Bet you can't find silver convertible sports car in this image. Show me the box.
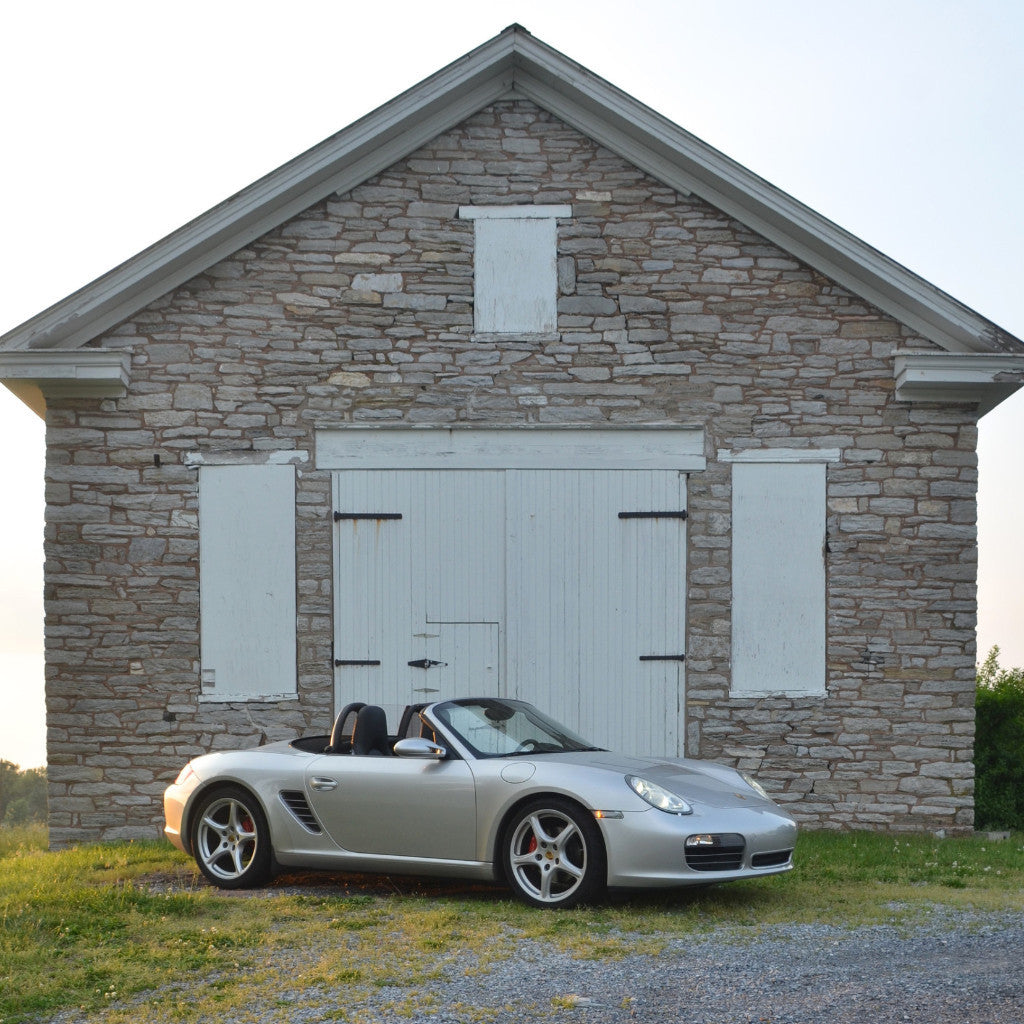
[164,697,797,907]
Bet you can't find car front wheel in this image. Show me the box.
[502,797,605,908]
[191,785,273,889]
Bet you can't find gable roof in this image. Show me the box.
[2,24,1022,413]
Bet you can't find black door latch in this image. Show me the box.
[407,658,448,670]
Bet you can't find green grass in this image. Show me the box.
[2,828,1022,1023]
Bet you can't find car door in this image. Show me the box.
[303,754,478,861]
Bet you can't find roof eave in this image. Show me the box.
[0,349,132,418]
[894,350,1024,416]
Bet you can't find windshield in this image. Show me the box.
[431,698,602,759]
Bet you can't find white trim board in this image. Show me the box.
[718,448,842,464]
[316,427,706,471]
[184,449,310,468]
[458,204,572,219]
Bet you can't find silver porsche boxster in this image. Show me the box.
[164,697,796,907]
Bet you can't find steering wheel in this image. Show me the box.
[513,738,540,753]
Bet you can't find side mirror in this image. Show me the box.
[393,737,447,760]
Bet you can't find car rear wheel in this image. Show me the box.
[502,797,605,908]
[191,786,273,889]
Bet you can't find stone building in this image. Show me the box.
[2,26,1022,845]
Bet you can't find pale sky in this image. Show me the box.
[2,0,1022,768]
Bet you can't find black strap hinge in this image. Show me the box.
[619,510,687,520]
[334,512,402,521]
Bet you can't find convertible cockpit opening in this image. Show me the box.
[317,702,442,757]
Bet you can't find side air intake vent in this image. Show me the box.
[280,791,322,834]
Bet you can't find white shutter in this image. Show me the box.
[731,461,826,696]
[199,464,296,699]
[473,218,557,333]
[459,205,570,334]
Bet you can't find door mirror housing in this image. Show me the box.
[393,737,447,760]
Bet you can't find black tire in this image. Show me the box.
[190,785,274,889]
[501,797,606,908]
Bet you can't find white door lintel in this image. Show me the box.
[316,427,706,471]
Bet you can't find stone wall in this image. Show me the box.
[42,101,977,845]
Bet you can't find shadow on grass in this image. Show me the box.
[142,859,788,917]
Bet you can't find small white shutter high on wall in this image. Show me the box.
[199,464,297,700]
[729,455,830,697]
[459,205,570,334]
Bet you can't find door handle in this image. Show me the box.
[310,777,338,792]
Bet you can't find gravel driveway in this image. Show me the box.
[48,871,1024,1024]
[440,915,1024,1024]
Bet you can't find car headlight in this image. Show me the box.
[625,775,693,815]
[740,772,769,800]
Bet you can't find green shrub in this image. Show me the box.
[975,646,1024,830]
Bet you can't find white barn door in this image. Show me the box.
[506,470,686,755]
[332,453,689,755]
[333,471,501,727]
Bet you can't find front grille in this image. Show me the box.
[280,790,322,834]
[751,849,793,869]
[685,832,745,871]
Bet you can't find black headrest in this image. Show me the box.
[352,705,390,756]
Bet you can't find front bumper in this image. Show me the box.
[163,771,203,855]
[600,804,797,888]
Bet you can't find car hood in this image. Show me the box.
[535,751,775,810]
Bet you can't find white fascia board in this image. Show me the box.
[0,349,131,416]
[894,350,1024,415]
